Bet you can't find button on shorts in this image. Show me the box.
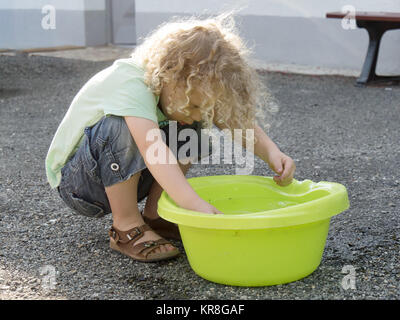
[57,114,213,218]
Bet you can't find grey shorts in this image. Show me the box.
[57,115,212,218]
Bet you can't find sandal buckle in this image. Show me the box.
[127,227,141,241]
[144,241,157,248]
[109,228,117,240]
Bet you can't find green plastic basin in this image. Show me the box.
[157,175,349,286]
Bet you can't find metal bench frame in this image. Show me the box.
[356,20,400,86]
[327,12,400,87]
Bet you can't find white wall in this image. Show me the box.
[0,0,84,10]
[135,0,400,74]
[0,0,105,11]
[0,0,107,49]
[136,0,400,17]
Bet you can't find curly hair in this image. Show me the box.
[130,12,276,145]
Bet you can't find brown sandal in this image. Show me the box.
[109,224,180,262]
[142,213,182,241]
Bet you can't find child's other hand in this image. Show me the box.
[267,151,296,187]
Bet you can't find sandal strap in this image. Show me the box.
[109,224,178,260]
[109,224,152,244]
[131,239,172,258]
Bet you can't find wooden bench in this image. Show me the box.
[326,11,400,86]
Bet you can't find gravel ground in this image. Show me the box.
[0,54,399,300]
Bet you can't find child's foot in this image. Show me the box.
[143,215,181,240]
[142,210,181,240]
[109,223,179,262]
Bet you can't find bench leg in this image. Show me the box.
[356,27,384,87]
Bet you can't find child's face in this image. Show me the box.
[159,83,203,125]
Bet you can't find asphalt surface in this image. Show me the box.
[0,54,399,300]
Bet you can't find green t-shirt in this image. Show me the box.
[45,58,168,189]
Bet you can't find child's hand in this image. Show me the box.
[184,197,224,215]
[267,150,296,187]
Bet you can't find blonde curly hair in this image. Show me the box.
[131,12,276,145]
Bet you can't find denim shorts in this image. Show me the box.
[57,114,212,218]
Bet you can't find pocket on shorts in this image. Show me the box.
[60,152,80,183]
[81,127,102,185]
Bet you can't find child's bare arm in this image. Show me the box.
[124,116,222,214]
[215,121,295,186]
[253,124,296,186]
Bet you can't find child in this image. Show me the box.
[45,13,296,263]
